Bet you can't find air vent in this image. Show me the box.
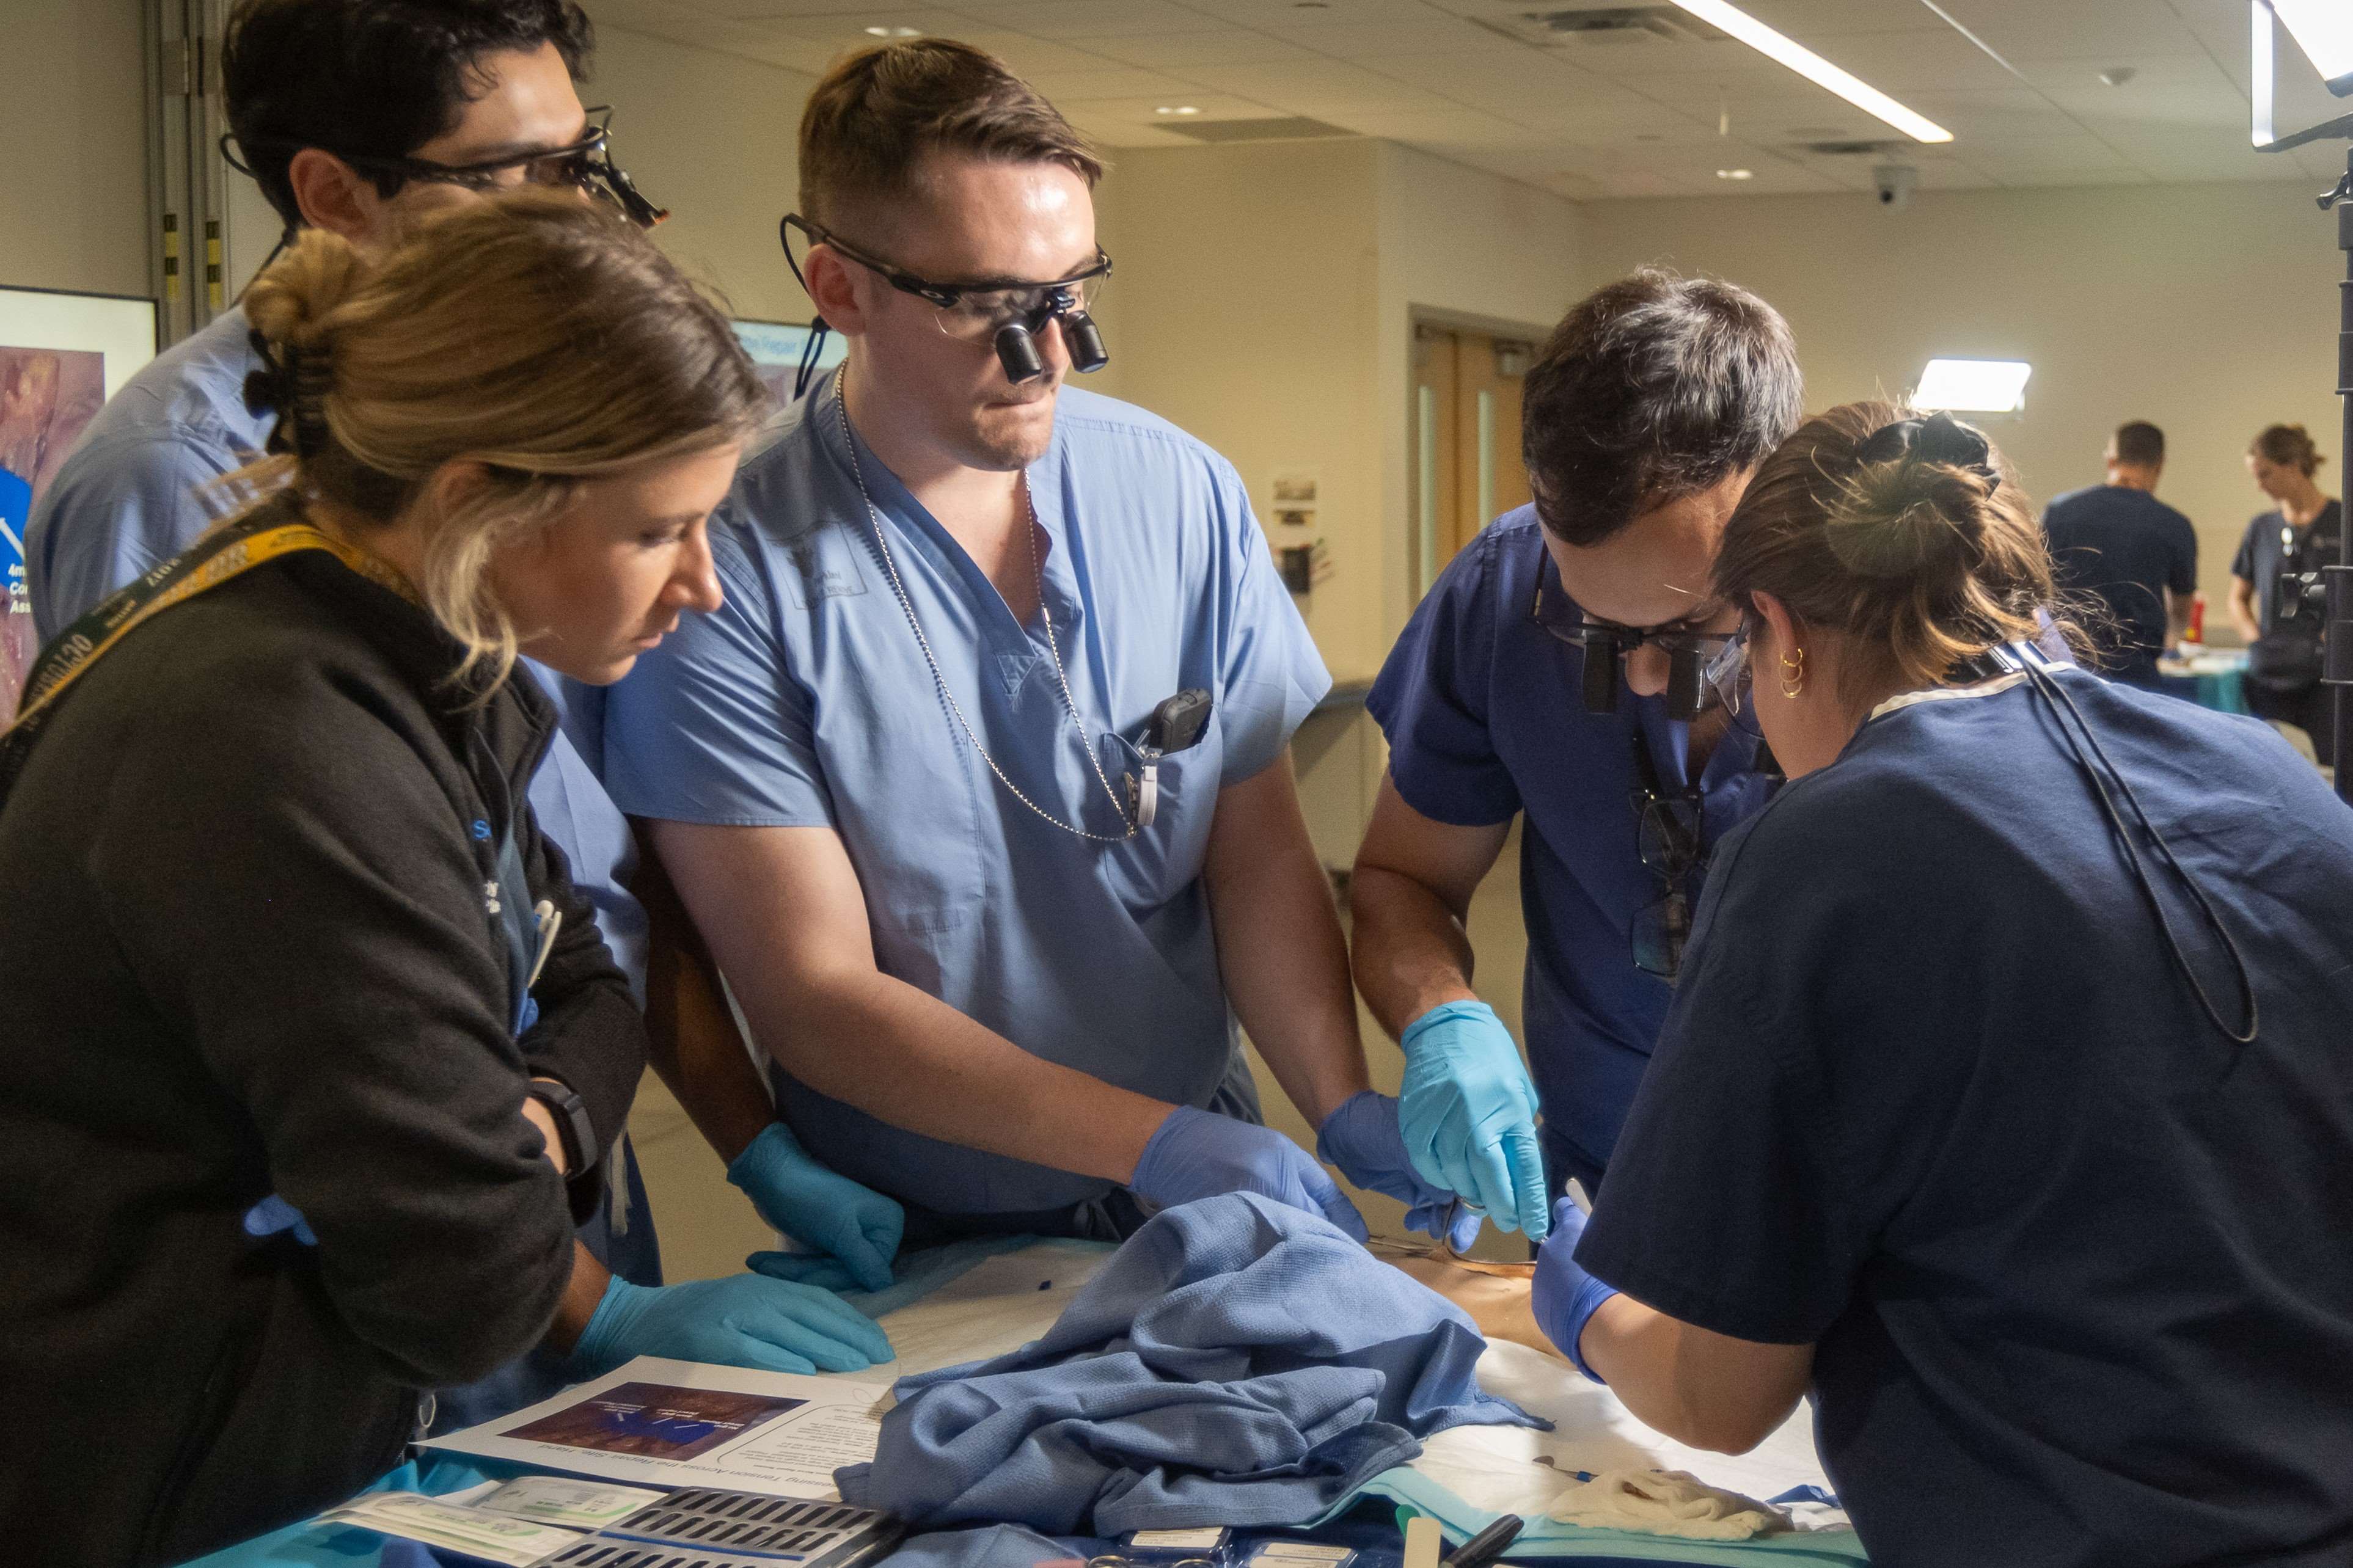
[1475,6,1730,47]
[1797,139,1905,156]
[1160,116,1358,143]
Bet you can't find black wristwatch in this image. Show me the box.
[525,1078,598,1176]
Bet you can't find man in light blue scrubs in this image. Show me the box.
[1350,272,1802,1224]
[607,39,1468,1246]
[26,0,898,1417]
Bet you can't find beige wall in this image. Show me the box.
[1579,180,2347,607]
[591,29,816,322]
[0,0,149,297]
[1096,139,1383,673]
[1373,142,1583,648]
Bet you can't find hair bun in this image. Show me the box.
[1826,450,1998,582]
[238,230,369,453]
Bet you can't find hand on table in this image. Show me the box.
[569,1272,894,1378]
[1399,1001,1549,1241]
[1132,1105,1369,1241]
[1531,1196,1619,1382]
[727,1120,904,1293]
[1316,1089,1482,1251]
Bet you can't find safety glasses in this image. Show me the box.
[781,215,1110,340]
[779,214,1111,382]
[223,108,667,229]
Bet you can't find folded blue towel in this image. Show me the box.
[838,1192,1546,1534]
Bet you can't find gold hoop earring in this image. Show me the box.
[1779,647,1806,699]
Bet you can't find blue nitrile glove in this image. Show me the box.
[744,1252,863,1294]
[726,1121,904,1293]
[1132,1105,1370,1242]
[1316,1089,1483,1252]
[241,1194,318,1246]
[1532,1197,1619,1381]
[1399,1000,1550,1241]
[569,1272,895,1379]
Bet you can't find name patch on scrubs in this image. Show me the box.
[783,536,868,607]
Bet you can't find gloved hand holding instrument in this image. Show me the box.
[1316,1088,1484,1252]
[1399,1000,1550,1241]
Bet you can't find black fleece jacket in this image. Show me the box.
[0,530,646,1566]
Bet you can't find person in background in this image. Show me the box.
[23,0,903,1414]
[606,40,1462,1249]
[2041,420,2196,686]
[1532,403,2353,1568]
[1349,272,1800,1227]
[2231,421,2342,759]
[0,197,891,1568]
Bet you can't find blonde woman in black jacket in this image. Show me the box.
[0,193,889,1566]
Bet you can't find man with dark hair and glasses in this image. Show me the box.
[607,38,1471,1252]
[1352,271,1802,1226]
[23,0,902,1429]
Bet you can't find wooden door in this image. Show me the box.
[1412,326,1533,599]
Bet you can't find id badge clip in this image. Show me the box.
[1131,749,1162,829]
[1127,688,1212,831]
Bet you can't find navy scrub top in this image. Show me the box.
[1581,667,2353,1568]
[1367,506,1774,1179]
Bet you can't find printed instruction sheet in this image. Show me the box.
[420,1356,890,1498]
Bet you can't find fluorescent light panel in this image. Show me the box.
[2272,0,2353,91]
[1668,0,1953,144]
[1915,359,2032,414]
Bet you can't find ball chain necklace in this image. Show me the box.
[833,368,1136,842]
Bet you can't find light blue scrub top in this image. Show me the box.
[24,307,651,997]
[602,370,1330,1218]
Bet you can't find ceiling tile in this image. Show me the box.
[742,8,979,45]
[1015,65,1201,98]
[1927,0,2209,61]
[939,32,1143,71]
[1053,90,1287,124]
[1178,0,1454,26]
[1261,18,1522,59]
[593,0,2340,199]
[954,0,1229,38]
[1072,31,1321,67]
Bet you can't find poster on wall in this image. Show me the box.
[0,286,160,723]
[733,318,847,410]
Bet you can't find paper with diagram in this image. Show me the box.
[420,1356,890,1499]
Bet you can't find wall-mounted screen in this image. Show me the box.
[733,318,847,409]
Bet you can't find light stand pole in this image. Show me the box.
[2313,151,2353,803]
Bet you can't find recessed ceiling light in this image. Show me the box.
[1716,167,1754,180]
[862,24,921,38]
[1667,0,1952,144]
[1154,105,1201,115]
[2098,66,2137,87]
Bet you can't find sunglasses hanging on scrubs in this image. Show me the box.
[780,215,1111,395]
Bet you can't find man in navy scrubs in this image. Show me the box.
[1350,271,1802,1227]
[2041,421,2197,686]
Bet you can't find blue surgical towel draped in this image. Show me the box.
[836,1192,1545,1534]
